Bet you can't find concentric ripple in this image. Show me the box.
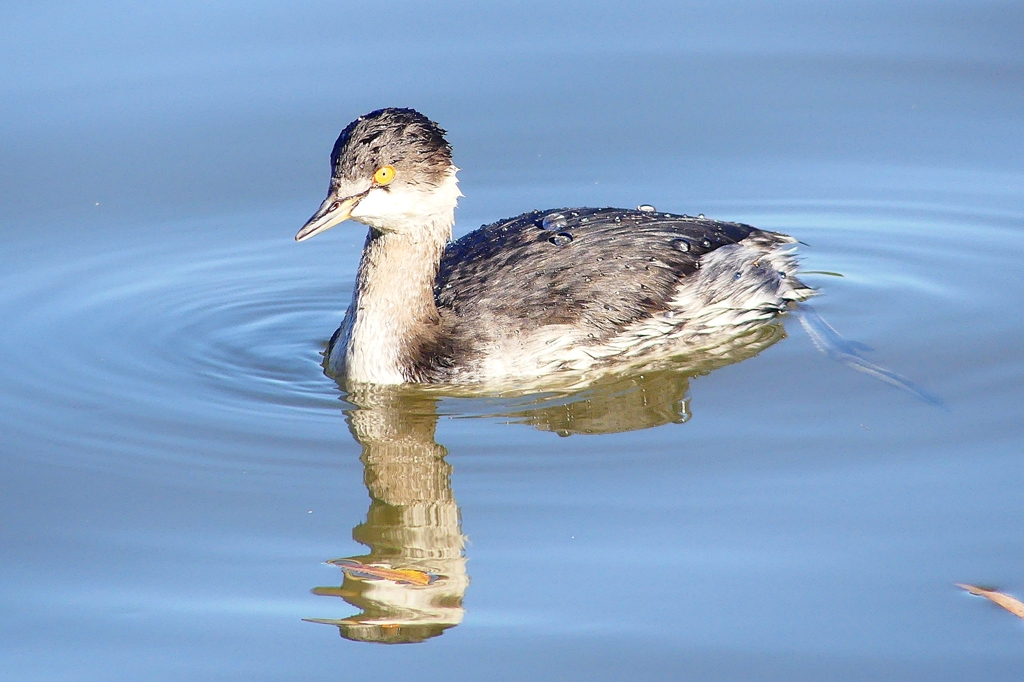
[1,202,1022,472]
[0,218,355,470]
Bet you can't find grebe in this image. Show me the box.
[296,108,814,385]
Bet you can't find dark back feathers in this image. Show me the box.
[436,208,758,339]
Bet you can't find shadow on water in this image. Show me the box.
[305,321,787,643]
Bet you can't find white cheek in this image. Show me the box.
[350,186,428,231]
[349,171,461,232]
[350,188,393,221]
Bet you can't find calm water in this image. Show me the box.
[3,1,1024,679]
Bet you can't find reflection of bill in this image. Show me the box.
[306,389,469,644]
[308,321,787,643]
[329,559,441,586]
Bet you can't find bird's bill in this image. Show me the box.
[295,193,364,242]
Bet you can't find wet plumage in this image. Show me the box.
[438,207,760,333]
[297,108,814,386]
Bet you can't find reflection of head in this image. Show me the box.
[308,388,469,644]
[335,620,452,645]
[309,554,467,644]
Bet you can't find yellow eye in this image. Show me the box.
[373,165,395,186]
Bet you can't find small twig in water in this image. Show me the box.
[957,584,1024,620]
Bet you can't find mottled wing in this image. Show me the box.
[436,207,757,338]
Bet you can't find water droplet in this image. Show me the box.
[637,204,656,212]
[698,213,705,219]
[663,213,671,218]
[779,271,787,279]
[700,237,712,248]
[583,276,592,283]
[542,212,567,230]
[580,217,589,223]
[596,257,604,262]
[733,272,742,280]
[671,239,691,252]
[587,333,596,339]
[549,231,573,246]
[614,216,622,222]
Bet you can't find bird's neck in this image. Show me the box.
[333,213,453,384]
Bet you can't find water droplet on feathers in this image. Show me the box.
[637,204,656,212]
[671,239,691,252]
[542,213,567,230]
[549,232,573,246]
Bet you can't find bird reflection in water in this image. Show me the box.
[306,388,468,644]
[306,322,786,643]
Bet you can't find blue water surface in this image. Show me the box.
[2,1,1023,680]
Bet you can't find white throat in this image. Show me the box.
[327,170,461,384]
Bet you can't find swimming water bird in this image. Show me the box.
[296,108,814,386]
